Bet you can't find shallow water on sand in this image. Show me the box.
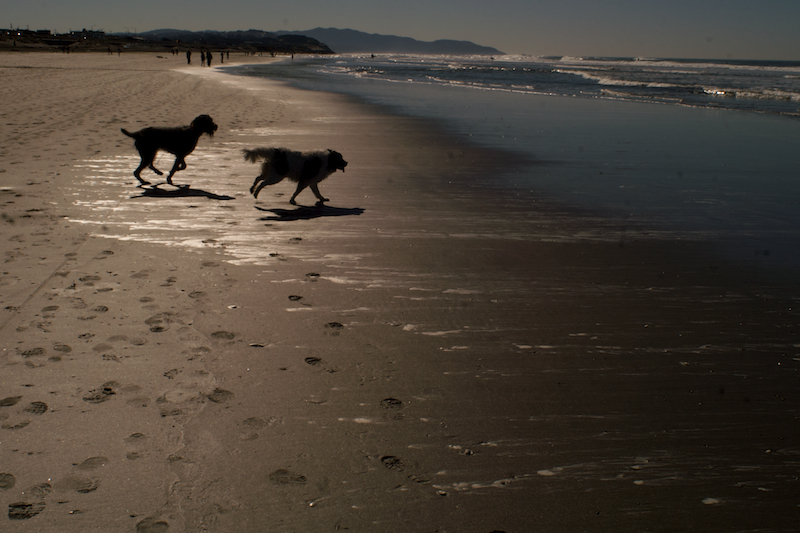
[228,60,800,270]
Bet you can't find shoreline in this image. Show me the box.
[2,51,799,532]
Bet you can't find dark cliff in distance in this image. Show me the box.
[131,29,334,54]
[0,27,333,54]
[277,28,504,56]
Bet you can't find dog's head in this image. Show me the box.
[327,150,348,173]
[191,114,218,136]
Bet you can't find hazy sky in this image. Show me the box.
[7,0,800,59]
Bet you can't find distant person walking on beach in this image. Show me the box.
[200,51,205,66]
[207,51,212,67]
[186,50,192,64]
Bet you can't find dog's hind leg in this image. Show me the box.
[132,153,155,186]
[249,174,263,195]
[251,169,284,198]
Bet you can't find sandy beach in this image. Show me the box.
[1,51,799,532]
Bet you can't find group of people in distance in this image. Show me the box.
[184,49,228,67]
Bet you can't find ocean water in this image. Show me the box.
[225,55,800,268]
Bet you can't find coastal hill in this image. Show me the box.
[0,27,334,54]
[129,29,334,54]
[277,28,504,55]
[2,27,503,56]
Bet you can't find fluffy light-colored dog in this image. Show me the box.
[121,114,218,186]
[243,147,348,204]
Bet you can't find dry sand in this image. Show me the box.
[1,51,799,532]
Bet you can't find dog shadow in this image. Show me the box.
[256,204,365,221]
[131,184,235,201]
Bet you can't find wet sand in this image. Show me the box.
[1,51,799,532]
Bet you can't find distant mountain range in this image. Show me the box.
[277,28,504,56]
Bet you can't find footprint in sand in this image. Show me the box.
[20,347,46,358]
[380,398,404,409]
[0,396,22,407]
[82,382,117,403]
[23,401,48,415]
[136,516,170,533]
[8,501,46,520]
[94,250,114,260]
[206,388,234,403]
[124,432,147,460]
[0,473,16,490]
[55,475,100,494]
[268,469,307,485]
[8,482,51,520]
[324,322,344,336]
[380,398,405,420]
[75,456,108,470]
[304,356,338,373]
[380,455,406,472]
[210,331,235,340]
[145,312,181,333]
[1,420,30,430]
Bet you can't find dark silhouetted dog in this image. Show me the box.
[243,147,348,205]
[121,114,218,186]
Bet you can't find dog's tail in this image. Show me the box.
[121,128,135,138]
[242,147,279,163]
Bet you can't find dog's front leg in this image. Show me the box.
[166,158,187,185]
[310,184,329,203]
